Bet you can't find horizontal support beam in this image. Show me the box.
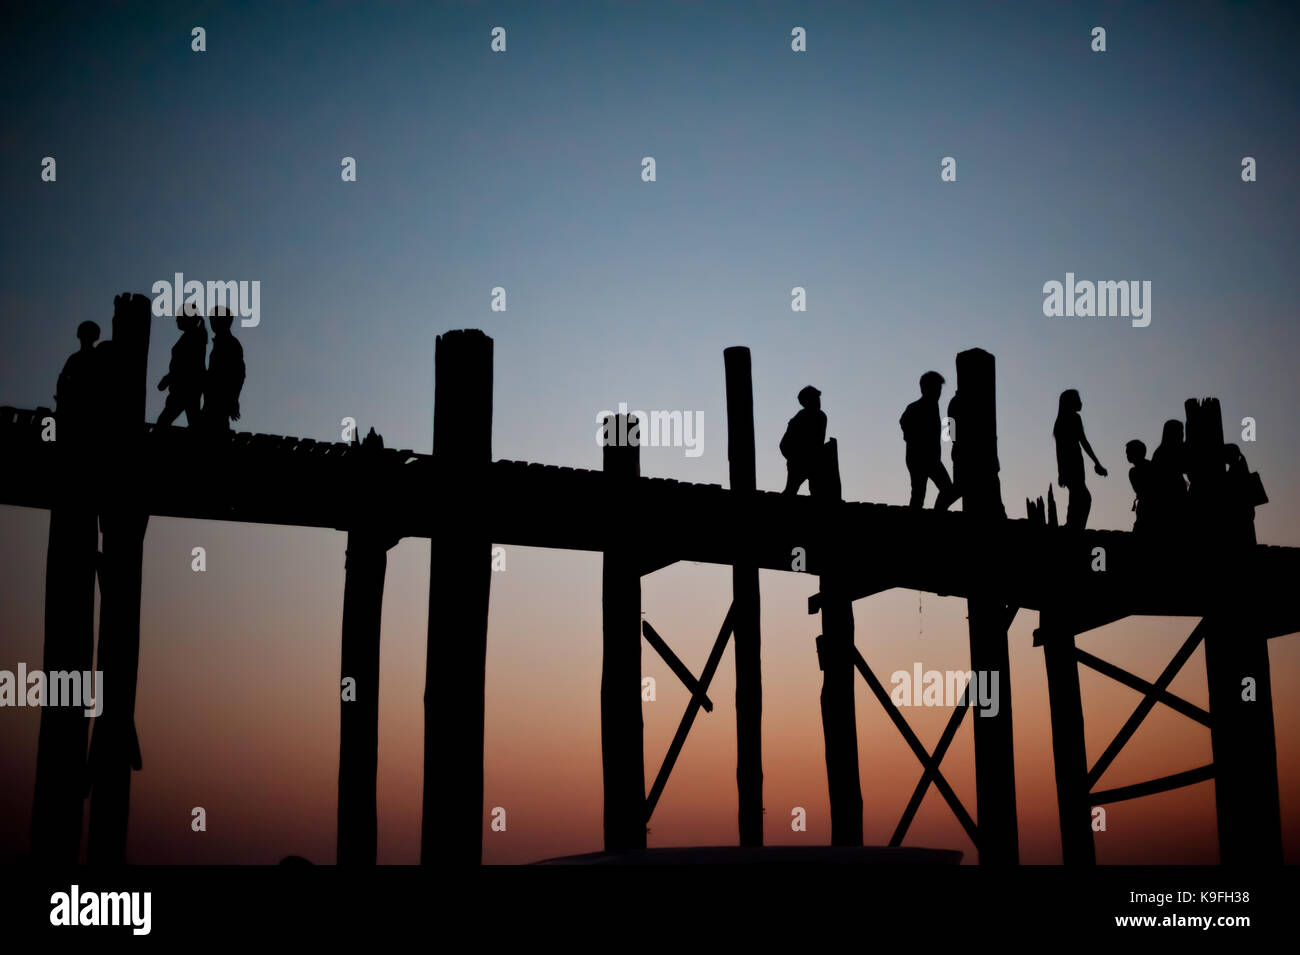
[1091,764,1216,805]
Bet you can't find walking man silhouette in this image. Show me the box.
[901,371,957,510]
[1053,389,1107,529]
[780,385,826,495]
[156,307,208,427]
[202,308,245,432]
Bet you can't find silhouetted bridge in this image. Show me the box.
[3,309,1295,866]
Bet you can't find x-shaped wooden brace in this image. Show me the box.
[642,604,735,821]
[853,649,979,847]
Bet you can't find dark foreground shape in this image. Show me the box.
[534,846,962,865]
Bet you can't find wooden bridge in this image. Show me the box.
[4,298,1295,866]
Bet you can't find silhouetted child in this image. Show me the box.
[202,308,245,432]
[780,385,827,495]
[156,308,208,427]
[900,371,956,510]
[1125,439,1153,534]
[1053,389,1107,529]
[54,320,100,443]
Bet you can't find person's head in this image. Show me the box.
[919,371,944,400]
[209,306,233,334]
[1125,439,1146,465]
[176,303,203,331]
[1058,389,1082,416]
[797,385,821,410]
[1160,419,1184,448]
[76,320,100,348]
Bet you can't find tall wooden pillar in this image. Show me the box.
[724,347,763,847]
[1204,613,1282,864]
[601,413,646,852]
[337,524,391,865]
[815,439,863,846]
[954,348,1018,863]
[31,463,97,862]
[422,330,493,865]
[1039,612,1095,865]
[87,293,152,865]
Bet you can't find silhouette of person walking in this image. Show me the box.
[780,385,826,495]
[1124,439,1153,534]
[202,308,245,432]
[901,371,957,510]
[1053,389,1107,529]
[156,307,208,427]
[54,320,100,444]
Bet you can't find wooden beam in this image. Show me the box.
[421,329,494,865]
[852,648,978,845]
[645,605,734,820]
[890,693,970,847]
[816,439,863,847]
[1091,764,1215,805]
[1074,647,1210,727]
[337,517,392,865]
[956,347,1019,865]
[1039,612,1095,865]
[600,413,646,852]
[725,347,763,848]
[1204,612,1282,864]
[641,620,713,712]
[1086,621,1206,790]
[86,293,151,865]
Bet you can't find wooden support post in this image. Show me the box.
[601,413,647,852]
[1038,613,1095,865]
[337,527,390,865]
[954,347,1018,864]
[1204,613,1282,864]
[422,330,493,865]
[724,347,763,847]
[87,294,151,865]
[31,480,97,862]
[814,438,863,846]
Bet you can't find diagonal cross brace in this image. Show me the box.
[644,604,735,821]
[890,689,971,847]
[853,648,979,846]
[642,620,713,712]
[1075,647,1210,728]
[1086,619,1208,791]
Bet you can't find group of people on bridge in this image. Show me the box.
[55,306,245,437]
[779,372,1264,542]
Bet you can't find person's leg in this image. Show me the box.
[183,393,203,428]
[156,396,181,427]
[908,466,927,508]
[932,462,956,511]
[1066,482,1091,529]
[783,465,804,496]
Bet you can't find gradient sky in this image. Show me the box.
[1,0,1298,864]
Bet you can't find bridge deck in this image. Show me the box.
[3,407,1297,625]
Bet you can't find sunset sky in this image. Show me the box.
[1,0,1297,864]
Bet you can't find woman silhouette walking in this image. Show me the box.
[1053,389,1107,529]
